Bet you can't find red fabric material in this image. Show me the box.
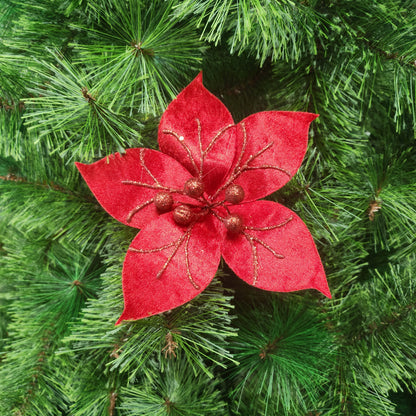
[158,73,236,194]
[221,201,330,297]
[75,149,194,228]
[116,214,224,323]
[231,112,318,202]
[75,73,330,324]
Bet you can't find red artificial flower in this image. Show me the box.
[76,73,331,324]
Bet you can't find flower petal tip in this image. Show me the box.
[115,314,125,326]
[300,112,319,123]
[195,71,203,83]
[319,284,332,299]
[75,160,91,181]
[115,310,149,325]
[74,161,85,170]
[182,71,204,93]
[314,273,331,299]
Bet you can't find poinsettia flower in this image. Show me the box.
[76,73,331,324]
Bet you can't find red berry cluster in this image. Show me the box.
[154,178,245,234]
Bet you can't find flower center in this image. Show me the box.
[168,179,246,233]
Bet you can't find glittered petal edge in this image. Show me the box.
[116,213,225,323]
[221,200,330,298]
[76,148,194,229]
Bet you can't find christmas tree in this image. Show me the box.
[1,1,416,415]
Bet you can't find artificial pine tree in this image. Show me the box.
[1,0,416,415]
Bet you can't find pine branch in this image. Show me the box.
[119,357,228,415]
[23,51,142,162]
[0,53,32,101]
[2,0,77,59]
[0,237,102,414]
[330,259,416,404]
[175,0,330,65]
[0,172,77,197]
[227,295,334,415]
[71,0,204,115]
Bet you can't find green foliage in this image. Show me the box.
[72,0,204,115]
[1,0,416,414]
[0,231,102,414]
[325,258,416,415]
[227,295,334,415]
[0,106,26,160]
[0,53,31,100]
[119,358,228,415]
[2,0,76,57]
[24,52,142,161]
[174,0,325,65]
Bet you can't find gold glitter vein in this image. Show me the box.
[126,198,154,223]
[128,225,199,289]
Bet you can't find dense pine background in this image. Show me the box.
[1,1,416,415]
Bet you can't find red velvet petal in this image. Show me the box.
[221,201,330,297]
[158,73,236,194]
[75,149,194,229]
[116,213,224,323]
[219,111,318,202]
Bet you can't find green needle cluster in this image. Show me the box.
[1,0,416,415]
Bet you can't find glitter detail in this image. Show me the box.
[128,225,200,289]
[224,214,244,234]
[122,149,183,194]
[173,204,194,226]
[225,184,245,204]
[244,233,259,285]
[243,165,291,176]
[204,123,234,156]
[184,177,204,198]
[198,119,234,180]
[139,148,159,184]
[162,129,199,174]
[247,233,285,260]
[129,241,177,254]
[163,122,234,180]
[242,230,285,286]
[154,192,174,213]
[184,231,200,289]
[244,215,293,231]
[156,239,183,279]
[126,198,154,223]
[122,180,176,192]
[212,123,292,199]
[238,215,292,285]
[196,119,203,175]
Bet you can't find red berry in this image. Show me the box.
[224,214,244,234]
[184,178,204,198]
[225,184,245,204]
[154,192,174,213]
[173,205,194,226]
